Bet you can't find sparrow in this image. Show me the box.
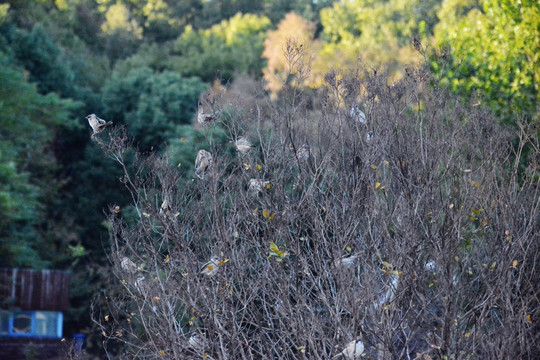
[197,102,220,126]
[333,339,364,359]
[120,257,139,274]
[188,333,207,352]
[200,256,220,277]
[296,143,311,161]
[235,137,255,154]
[248,179,270,193]
[333,254,359,267]
[86,114,113,135]
[350,105,366,125]
[159,198,172,215]
[195,150,213,179]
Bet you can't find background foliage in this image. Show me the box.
[0,0,537,357]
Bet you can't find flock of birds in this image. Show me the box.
[88,101,373,359]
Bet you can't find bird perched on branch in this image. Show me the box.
[195,150,213,179]
[159,198,172,216]
[249,179,270,193]
[333,339,364,359]
[120,257,140,274]
[334,254,359,267]
[199,256,229,277]
[86,114,113,135]
[296,143,311,161]
[188,333,208,352]
[350,105,366,125]
[197,101,220,126]
[235,137,255,154]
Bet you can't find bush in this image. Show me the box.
[92,46,539,359]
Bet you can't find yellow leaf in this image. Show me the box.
[346,246,352,252]
[269,242,286,258]
[427,211,433,216]
[262,209,270,218]
[511,260,517,268]
[381,261,391,268]
[217,258,229,266]
[525,314,532,324]
[180,137,185,142]
[371,165,377,170]
[269,242,279,253]
[472,209,480,215]
[243,163,250,170]
[383,304,391,310]
[266,184,271,189]
[268,214,276,221]
[449,204,454,209]
[105,315,109,322]
[142,212,150,217]
[165,254,170,263]
[159,350,165,355]
[489,262,496,271]
[465,332,471,338]
[153,296,160,301]
[384,160,389,166]
[455,256,459,262]
[177,162,181,168]
[257,164,262,171]
[375,182,381,189]
[429,283,434,288]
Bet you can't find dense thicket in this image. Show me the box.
[93,56,539,359]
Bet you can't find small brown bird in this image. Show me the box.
[197,102,220,126]
[333,339,364,359]
[120,257,139,274]
[188,333,208,352]
[159,198,172,215]
[235,137,255,154]
[195,150,213,179]
[86,114,113,135]
[350,105,366,124]
[248,179,270,193]
[200,256,220,277]
[296,143,311,161]
[333,254,359,267]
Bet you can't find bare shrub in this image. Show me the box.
[92,44,539,359]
